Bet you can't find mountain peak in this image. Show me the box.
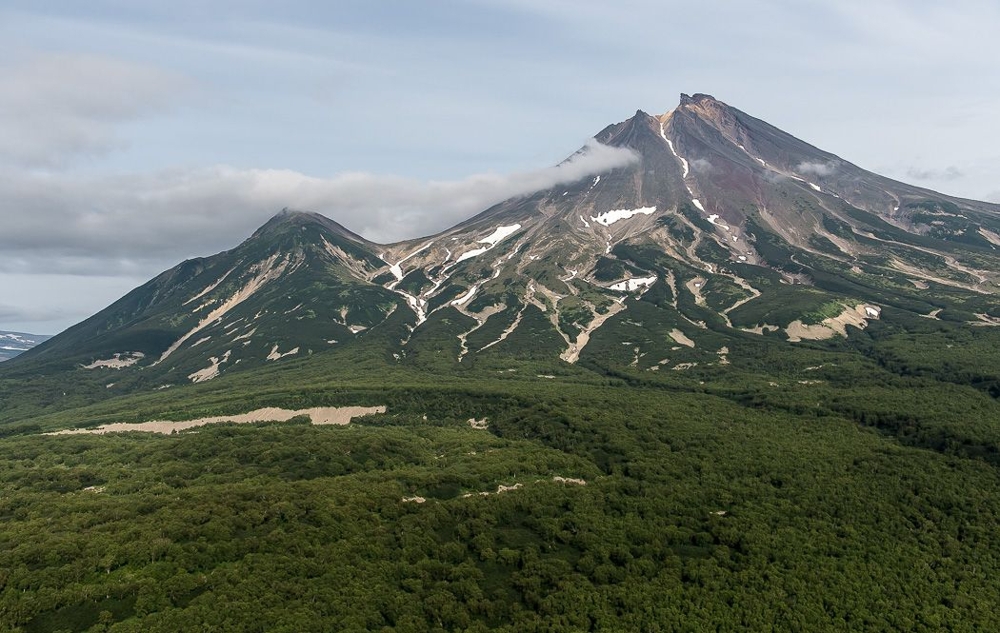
[679,92,718,106]
[252,208,372,245]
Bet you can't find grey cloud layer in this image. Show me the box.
[0,141,638,274]
[0,52,190,167]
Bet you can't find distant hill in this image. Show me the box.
[0,331,51,362]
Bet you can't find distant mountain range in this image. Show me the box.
[7,93,1000,390]
[0,331,51,362]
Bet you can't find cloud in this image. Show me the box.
[690,158,714,173]
[0,52,192,168]
[0,272,149,334]
[905,166,964,181]
[0,140,638,275]
[796,161,837,177]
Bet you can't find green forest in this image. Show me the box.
[2,321,1000,631]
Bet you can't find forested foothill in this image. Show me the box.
[2,318,1000,632]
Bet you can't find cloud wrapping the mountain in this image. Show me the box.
[690,158,714,173]
[0,141,638,275]
[796,161,837,176]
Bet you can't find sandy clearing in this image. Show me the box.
[267,344,300,361]
[45,406,387,436]
[182,266,237,307]
[973,313,1000,327]
[560,300,627,363]
[552,476,586,485]
[741,324,780,335]
[461,483,523,498]
[402,496,426,503]
[887,251,990,293]
[188,350,231,383]
[468,418,489,430]
[979,228,1000,247]
[685,277,707,306]
[668,329,695,348]
[716,346,730,365]
[786,304,871,342]
[82,352,145,370]
[155,252,300,366]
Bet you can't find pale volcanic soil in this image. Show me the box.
[47,406,386,435]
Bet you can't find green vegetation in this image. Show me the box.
[4,314,1000,630]
[6,203,1000,630]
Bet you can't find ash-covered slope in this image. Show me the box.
[8,95,1000,390]
[376,93,1000,367]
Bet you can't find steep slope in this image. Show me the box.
[368,94,1000,370]
[15,210,402,386]
[7,94,1000,391]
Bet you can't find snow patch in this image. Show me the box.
[610,276,657,292]
[456,224,521,263]
[451,284,479,307]
[707,214,730,230]
[387,242,433,282]
[661,126,689,177]
[590,206,656,226]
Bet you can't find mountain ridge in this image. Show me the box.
[8,93,1000,392]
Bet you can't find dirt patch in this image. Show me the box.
[786,305,870,342]
[46,406,386,436]
[668,328,695,348]
[685,277,707,306]
[740,324,780,335]
[82,352,145,370]
[552,476,587,485]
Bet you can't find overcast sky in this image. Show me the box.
[3,0,1000,334]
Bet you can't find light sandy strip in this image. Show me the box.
[46,406,386,435]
